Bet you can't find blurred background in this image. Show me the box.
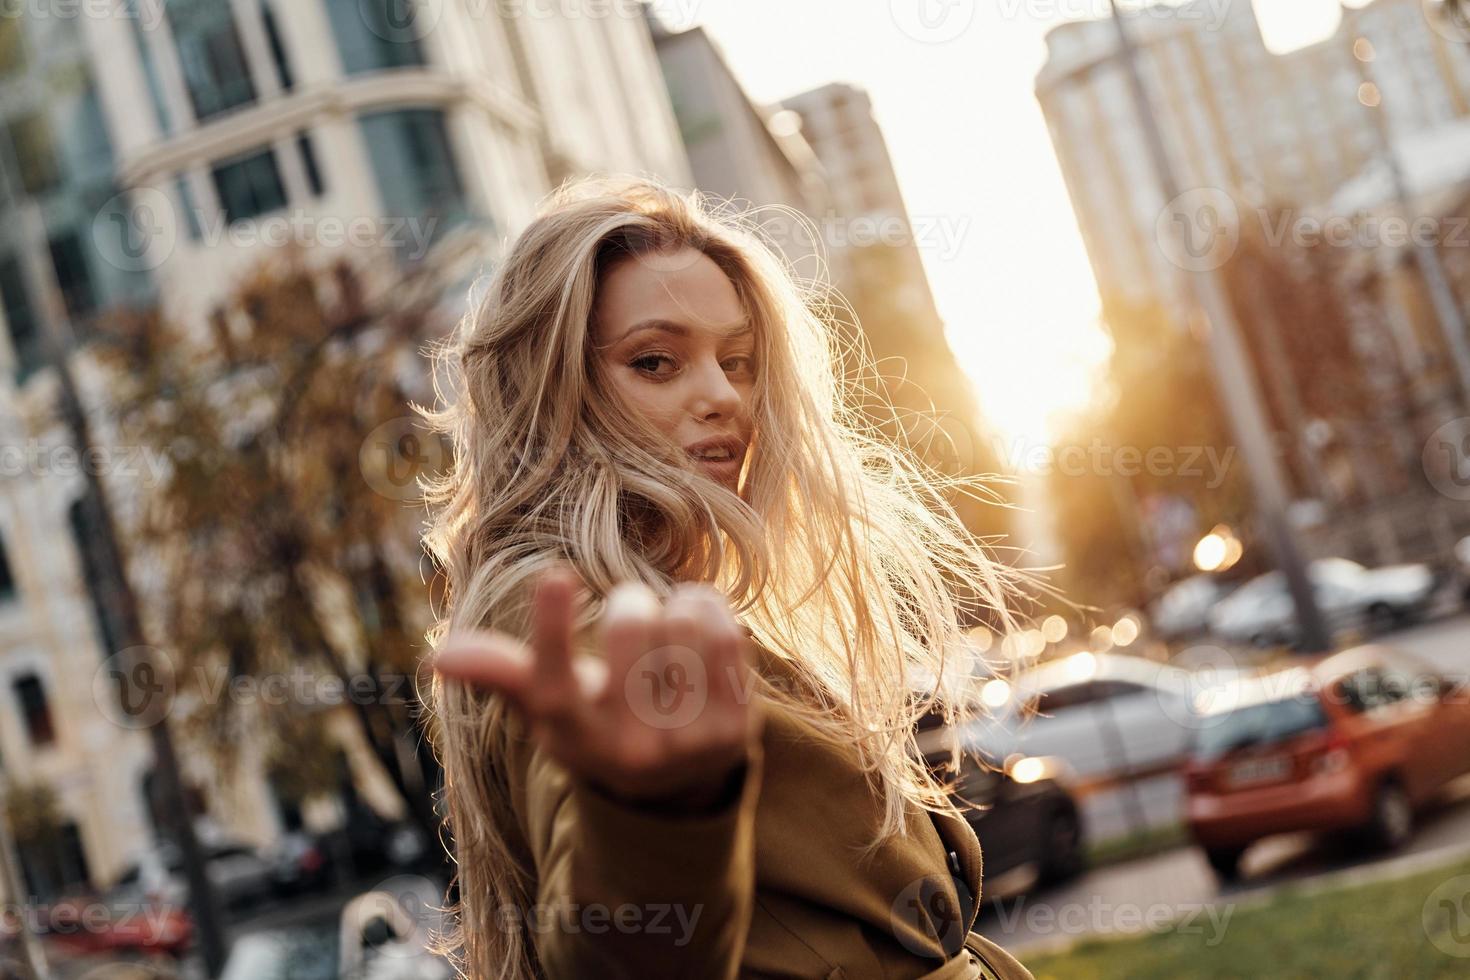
[1,0,1470,977]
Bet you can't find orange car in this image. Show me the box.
[1184,644,1470,880]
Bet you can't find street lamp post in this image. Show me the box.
[16,206,229,976]
[1104,0,1331,653]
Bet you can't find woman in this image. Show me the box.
[423,176,1033,980]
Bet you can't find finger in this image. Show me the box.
[699,590,746,716]
[528,564,581,719]
[601,581,662,729]
[661,585,711,740]
[713,596,763,739]
[433,630,535,711]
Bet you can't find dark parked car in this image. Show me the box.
[267,830,333,896]
[112,838,274,912]
[916,707,1085,893]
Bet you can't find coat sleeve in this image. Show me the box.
[508,727,763,979]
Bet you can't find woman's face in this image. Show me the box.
[592,246,756,493]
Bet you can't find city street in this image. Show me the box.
[981,612,1470,955]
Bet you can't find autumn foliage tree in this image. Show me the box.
[93,245,477,846]
[1047,297,1252,610]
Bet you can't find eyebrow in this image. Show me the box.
[614,318,753,345]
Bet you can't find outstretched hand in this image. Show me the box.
[434,566,759,808]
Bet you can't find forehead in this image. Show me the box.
[593,247,746,342]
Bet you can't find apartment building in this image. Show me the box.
[1036,0,1470,313]
[0,0,690,896]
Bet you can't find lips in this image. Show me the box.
[684,435,746,462]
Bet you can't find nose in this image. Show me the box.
[688,355,743,421]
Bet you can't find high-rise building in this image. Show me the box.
[1036,0,1470,314]
[0,0,690,896]
[782,82,1011,545]
[652,23,836,280]
[782,82,945,333]
[1036,0,1470,565]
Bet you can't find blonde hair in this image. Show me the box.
[421,175,1022,979]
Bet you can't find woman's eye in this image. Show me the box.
[630,353,676,376]
[724,355,755,375]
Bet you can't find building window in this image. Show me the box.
[14,674,55,747]
[0,255,41,379]
[49,231,96,319]
[18,819,91,902]
[328,0,425,74]
[297,132,324,196]
[5,114,59,196]
[168,0,257,122]
[211,148,287,224]
[261,1,294,92]
[360,108,467,249]
[126,0,170,134]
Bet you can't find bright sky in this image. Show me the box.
[677,0,1362,446]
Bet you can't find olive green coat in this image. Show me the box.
[501,640,1034,979]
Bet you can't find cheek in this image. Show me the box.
[608,371,683,435]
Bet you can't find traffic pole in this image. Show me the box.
[1104,0,1332,652]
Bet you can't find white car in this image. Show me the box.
[1150,575,1236,640]
[966,652,1201,783]
[1207,558,1438,647]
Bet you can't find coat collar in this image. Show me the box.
[928,807,984,937]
